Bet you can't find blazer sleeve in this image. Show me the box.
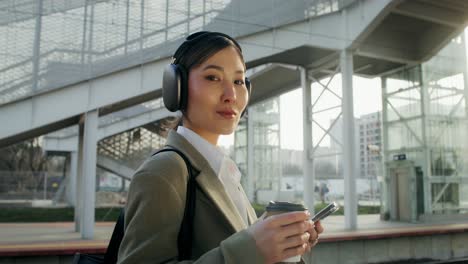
[117,152,264,264]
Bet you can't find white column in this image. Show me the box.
[75,123,84,232]
[277,100,282,200]
[301,67,315,213]
[341,50,357,230]
[381,77,390,219]
[79,110,99,239]
[419,66,432,214]
[463,33,468,124]
[461,33,468,213]
[247,109,255,202]
[66,151,78,207]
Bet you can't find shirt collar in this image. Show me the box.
[176,126,225,175]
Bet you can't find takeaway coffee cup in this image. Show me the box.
[265,201,308,263]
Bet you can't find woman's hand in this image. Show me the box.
[306,220,324,251]
[247,211,314,264]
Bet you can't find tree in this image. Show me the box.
[0,138,47,193]
[282,164,303,175]
[315,161,337,178]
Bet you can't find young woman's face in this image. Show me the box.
[184,46,249,145]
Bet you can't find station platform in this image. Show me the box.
[0,215,467,263]
[0,222,113,257]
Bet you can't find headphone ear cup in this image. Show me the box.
[163,64,189,112]
[177,65,189,111]
[162,64,181,112]
[241,77,251,118]
[245,77,251,95]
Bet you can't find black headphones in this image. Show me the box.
[162,31,251,112]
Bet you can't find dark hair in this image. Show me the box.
[173,32,245,72]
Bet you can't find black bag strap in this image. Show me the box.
[156,148,198,261]
[102,147,198,263]
[103,209,125,263]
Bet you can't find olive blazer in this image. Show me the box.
[117,131,263,264]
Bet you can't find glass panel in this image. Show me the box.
[431,182,459,213]
[234,118,248,187]
[460,183,468,213]
[387,120,422,150]
[249,97,281,204]
[385,67,421,94]
[386,88,421,119]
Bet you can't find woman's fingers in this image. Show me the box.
[306,220,323,243]
[314,220,324,234]
[304,220,323,252]
[280,231,310,249]
[279,219,313,238]
[248,211,324,264]
[282,243,308,260]
[268,211,310,227]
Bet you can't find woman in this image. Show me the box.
[117,31,323,264]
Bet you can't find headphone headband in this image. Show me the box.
[172,31,242,65]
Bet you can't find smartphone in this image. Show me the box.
[311,201,339,222]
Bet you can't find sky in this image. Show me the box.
[279,75,382,150]
[218,75,382,150]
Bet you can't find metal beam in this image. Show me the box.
[243,0,396,66]
[97,155,134,180]
[42,107,173,152]
[393,1,462,28]
[98,108,173,140]
[247,107,255,201]
[0,58,170,147]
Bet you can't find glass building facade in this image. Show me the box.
[381,34,468,220]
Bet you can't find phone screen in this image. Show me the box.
[311,201,339,222]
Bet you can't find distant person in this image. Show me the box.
[117,32,323,263]
[320,183,329,204]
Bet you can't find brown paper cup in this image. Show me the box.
[264,201,308,263]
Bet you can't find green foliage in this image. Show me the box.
[282,164,303,175]
[251,202,379,217]
[0,204,380,222]
[251,203,266,217]
[0,207,122,222]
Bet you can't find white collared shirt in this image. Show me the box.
[177,126,247,224]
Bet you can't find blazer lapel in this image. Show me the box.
[196,170,247,232]
[166,131,247,232]
[237,183,258,225]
